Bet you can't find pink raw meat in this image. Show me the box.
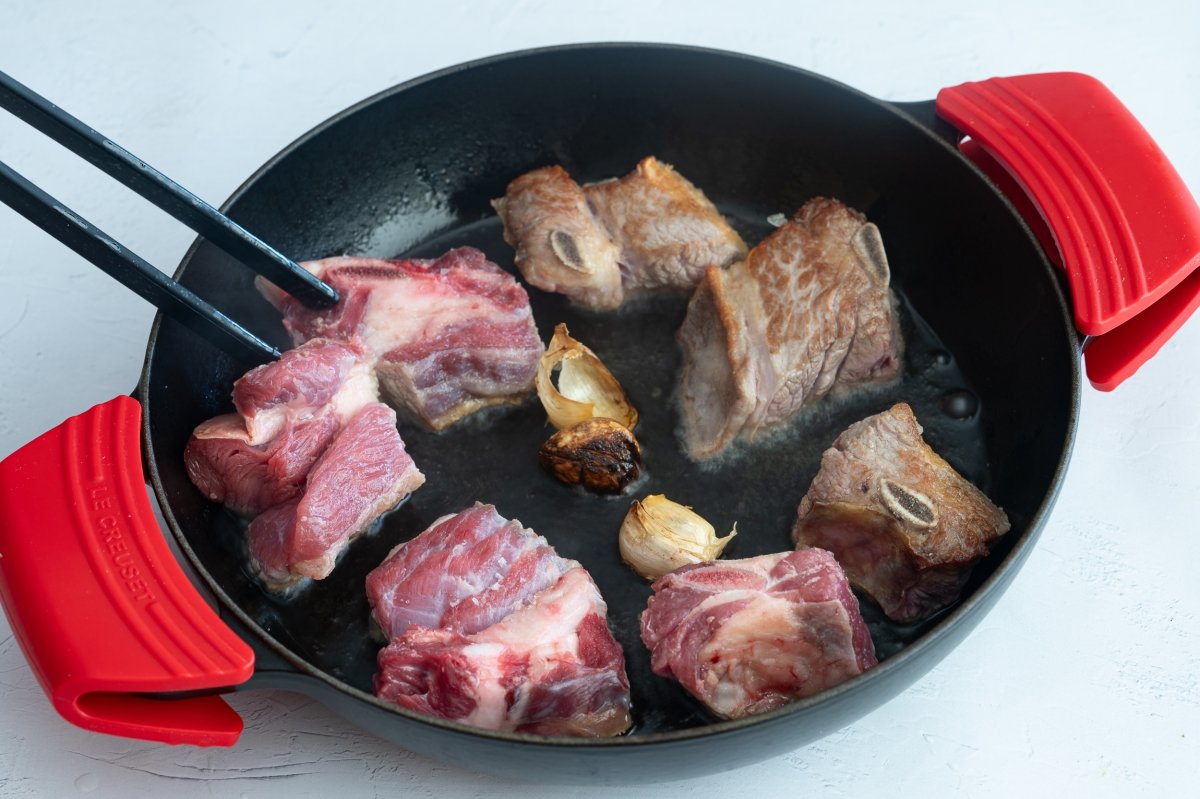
[640,549,877,719]
[366,504,573,639]
[259,247,543,431]
[248,403,424,589]
[184,411,341,517]
[233,338,377,444]
[184,338,379,517]
[375,567,632,736]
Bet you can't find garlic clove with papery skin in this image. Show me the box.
[619,495,736,581]
[536,323,638,431]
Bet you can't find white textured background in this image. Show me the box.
[2,1,1198,797]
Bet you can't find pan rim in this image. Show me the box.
[141,41,1082,749]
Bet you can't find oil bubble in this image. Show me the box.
[929,350,952,368]
[941,389,979,419]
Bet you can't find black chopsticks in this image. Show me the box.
[0,160,282,363]
[0,69,340,363]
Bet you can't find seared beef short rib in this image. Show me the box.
[677,197,902,460]
[491,165,625,309]
[792,402,1010,623]
[493,157,746,309]
[584,157,748,292]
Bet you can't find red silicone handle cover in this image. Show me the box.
[0,396,253,745]
[936,73,1200,390]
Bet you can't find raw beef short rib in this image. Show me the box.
[493,157,746,309]
[791,402,1011,623]
[366,503,574,639]
[184,338,379,517]
[677,197,902,460]
[368,504,632,736]
[232,338,377,445]
[184,411,341,517]
[375,567,632,736]
[249,402,424,589]
[640,549,877,719]
[260,247,542,431]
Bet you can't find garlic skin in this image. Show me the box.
[619,495,736,581]
[536,323,638,431]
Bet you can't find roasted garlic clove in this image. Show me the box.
[536,323,638,431]
[539,417,642,494]
[619,494,736,580]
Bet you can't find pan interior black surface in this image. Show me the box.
[144,45,1076,746]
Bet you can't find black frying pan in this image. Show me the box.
[3,43,1195,784]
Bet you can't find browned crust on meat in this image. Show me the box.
[492,165,624,309]
[791,403,1010,622]
[585,156,748,291]
[794,402,1010,567]
[677,265,760,460]
[677,197,903,458]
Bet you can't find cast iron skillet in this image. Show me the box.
[8,43,1198,783]
[147,43,1081,781]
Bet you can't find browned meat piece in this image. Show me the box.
[584,157,748,292]
[493,157,746,309]
[678,197,902,460]
[491,165,624,309]
[791,402,1011,623]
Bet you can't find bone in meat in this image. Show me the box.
[791,402,1010,623]
[677,197,902,460]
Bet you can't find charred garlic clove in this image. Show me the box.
[619,494,736,581]
[539,417,641,494]
[536,323,638,431]
[878,478,938,528]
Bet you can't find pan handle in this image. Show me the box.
[0,396,254,745]
[936,72,1200,390]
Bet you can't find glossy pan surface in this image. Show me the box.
[141,44,1078,781]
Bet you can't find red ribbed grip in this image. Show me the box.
[0,397,253,745]
[937,73,1200,390]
